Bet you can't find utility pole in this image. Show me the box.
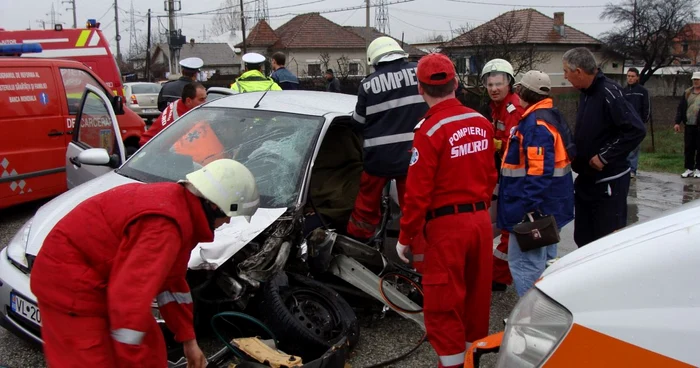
[240,0,247,55]
[146,9,152,82]
[62,0,77,28]
[168,0,176,74]
[365,0,370,75]
[114,0,122,62]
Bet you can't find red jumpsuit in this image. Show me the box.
[489,92,524,286]
[400,99,497,368]
[30,182,214,368]
[139,99,190,147]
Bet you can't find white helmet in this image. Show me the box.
[367,36,408,66]
[480,58,515,85]
[185,159,260,221]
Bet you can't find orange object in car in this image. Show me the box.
[172,121,226,166]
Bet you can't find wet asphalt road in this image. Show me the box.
[1,171,700,368]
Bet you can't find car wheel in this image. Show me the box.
[261,273,359,360]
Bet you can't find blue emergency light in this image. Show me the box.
[86,19,100,29]
[0,43,43,56]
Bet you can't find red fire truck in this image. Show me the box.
[0,19,127,97]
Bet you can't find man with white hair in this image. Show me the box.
[562,47,645,247]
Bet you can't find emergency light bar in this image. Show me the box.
[86,19,100,29]
[0,43,42,56]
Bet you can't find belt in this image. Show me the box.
[425,202,487,221]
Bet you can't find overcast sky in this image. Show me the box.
[0,0,661,53]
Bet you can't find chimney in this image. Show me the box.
[190,38,195,46]
[553,12,565,37]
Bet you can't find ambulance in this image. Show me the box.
[465,200,700,367]
[0,44,145,210]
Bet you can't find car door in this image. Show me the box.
[65,84,125,189]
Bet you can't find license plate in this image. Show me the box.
[11,292,41,327]
[143,109,159,114]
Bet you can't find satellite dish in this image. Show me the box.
[233,47,242,54]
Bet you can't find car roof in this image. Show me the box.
[124,82,160,86]
[0,57,87,67]
[203,90,357,117]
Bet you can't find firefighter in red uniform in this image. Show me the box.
[397,53,498,368]
[139,81,207,147]
[480,58,524,291]
[30,159,260,368]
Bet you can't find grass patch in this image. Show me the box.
[639,124,684,174]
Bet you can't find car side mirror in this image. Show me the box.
[112,95,125,115]
[77,148,112,166]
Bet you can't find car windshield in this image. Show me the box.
[117,107,325,208]
[131,84,161,94]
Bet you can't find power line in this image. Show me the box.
[390,14,451,32]
[391,7,485,23]
[444,0,607,8]
[267,0,414,19]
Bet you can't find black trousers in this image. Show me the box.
[573,173,630,248]
[685,125,700,170]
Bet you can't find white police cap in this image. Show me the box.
[179,57,204,70]
[242,52,266,64]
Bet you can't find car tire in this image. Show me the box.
[260,272,359,360]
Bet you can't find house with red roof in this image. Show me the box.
[441,9,624,87]
[238,13,425,78]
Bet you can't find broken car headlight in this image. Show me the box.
[6,218,33,273]
[496,288,573,368]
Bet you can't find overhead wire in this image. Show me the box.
[390,14,452,32]
[445,0,607,8]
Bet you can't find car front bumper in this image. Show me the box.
[0,248,42,345]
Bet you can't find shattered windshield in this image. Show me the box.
[117,107,324,208]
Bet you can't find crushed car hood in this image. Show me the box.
[25,171,286,270]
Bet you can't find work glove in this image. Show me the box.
[396,241,410,264]
[493,138,503,151]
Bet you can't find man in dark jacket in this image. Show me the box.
[157,57,203,112]
[346,36,429,241]
[325,69,341,93]
[562,47,646,248]
[624,67,650,178]
[674,72,700,178]
[270,52,299,90]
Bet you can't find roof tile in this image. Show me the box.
[237,20,279,48]
[273,13,366,49]
[443,8,600,48]
[344,26,426,57]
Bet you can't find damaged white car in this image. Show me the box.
[0,85,426,366]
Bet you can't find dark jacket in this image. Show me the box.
[573,71,646,183]
[271,67,299,90]
[157,76,191,112]
[351,59,429,177]
[326,77,341,93]
[675,87,700,125]
[624,83,650,123]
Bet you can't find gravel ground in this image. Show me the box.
[1,170,697,367]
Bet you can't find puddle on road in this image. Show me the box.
[627,172,700,224]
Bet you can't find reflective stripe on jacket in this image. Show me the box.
[230,70,282,93]
[497,98,575,231]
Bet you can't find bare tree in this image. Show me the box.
[319,52,331,72]
[446,13,551,78]
[600,0,699,85]
[211,0,245,37]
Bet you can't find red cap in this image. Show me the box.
[417,53,456,85]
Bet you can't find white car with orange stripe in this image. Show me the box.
[467,201,700,367]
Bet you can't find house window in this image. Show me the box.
[308,64,321,76]
[349,63,359,75]
[683,42,689,53]
[455,57,467,75]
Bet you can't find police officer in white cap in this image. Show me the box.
[230,52,281,93]
[158,57,204,111]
